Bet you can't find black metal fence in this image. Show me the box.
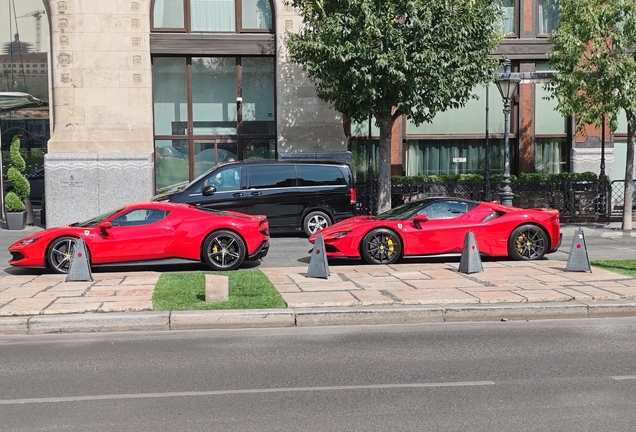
[355,179,619,221]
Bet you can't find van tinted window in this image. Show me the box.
[249,165,296,189]
[297,165,346,186]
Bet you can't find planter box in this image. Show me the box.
[5,210,27,230]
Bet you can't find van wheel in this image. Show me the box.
[303,211,331,236]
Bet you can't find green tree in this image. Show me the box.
[286,0,503,213]
[547,0,636,230]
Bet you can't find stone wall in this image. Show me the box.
[44,0,154,227]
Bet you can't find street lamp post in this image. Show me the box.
[495,60,521,207]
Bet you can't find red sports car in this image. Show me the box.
[9,202,270,273]
[308,197,561,264]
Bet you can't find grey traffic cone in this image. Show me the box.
[307,234,330,279]
[66,237,93,282]
[458,231,483,274]
[565,228,591,272]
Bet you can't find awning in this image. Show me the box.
[0,92,48,114]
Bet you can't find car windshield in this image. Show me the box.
[375,199,440,220]
[70,208,123,227]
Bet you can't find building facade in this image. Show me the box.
[23,0,611,226]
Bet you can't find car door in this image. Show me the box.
[183,165,250,214]
[403,200,478,255]
[89,208,173,263]
[245,164,300,229]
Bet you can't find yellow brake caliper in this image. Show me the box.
[385,237,395,256]
[516,233,528,252]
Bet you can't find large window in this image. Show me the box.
[152,0,273,31]
[498,0,516,36]
[152,56,276,191]
[538,0,560,35]
[535,62,568,174]
[406,139,506,177]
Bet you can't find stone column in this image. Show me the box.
[45,0,154,227]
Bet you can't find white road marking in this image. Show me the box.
[0,381,495,405]
[612,375,636,380]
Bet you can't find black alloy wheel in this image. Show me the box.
[360,228,402,265]
[203,230,246,271]
[508,224,548,260]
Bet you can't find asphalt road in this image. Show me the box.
[2,318,636,431]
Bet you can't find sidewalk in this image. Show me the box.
[3,222,636,334]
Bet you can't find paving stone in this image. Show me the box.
[272,283,301,293]
[0,298,55,316]
[354,281,413,290]
[387,288,480,305]
[388,271,430,280]
[0,276,37,287]
[295,281,360,291]
[286,272,344,283]
[555,288,594,301]
[512,290,573,302]
[564,287,623,300]
[42,302,104,314]
[281,291,360,308]
[100,301,153,312]
[351,290,396,306]
[599,284,636,299]
[407,278,483,289]
[470,290,527,303]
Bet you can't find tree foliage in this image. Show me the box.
[547,0,636,229]
[4,135,29,212]
[286,0,502,212]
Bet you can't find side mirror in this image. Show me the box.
[202,185,217,196]
[412,214,428,229]
[98,221,112,236]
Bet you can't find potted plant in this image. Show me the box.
[4,135,30,230]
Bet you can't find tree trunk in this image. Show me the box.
[376,114,394,214]
[621,111,635,231]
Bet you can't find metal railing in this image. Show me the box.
[356,179,614,221]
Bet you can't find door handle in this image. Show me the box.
[251,191,262,196]
[233,193,244,197]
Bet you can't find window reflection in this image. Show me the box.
[153,0,185,28]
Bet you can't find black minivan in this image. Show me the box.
[152,160,357,236]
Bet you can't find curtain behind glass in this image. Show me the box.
[153,58,187,135]
[498,0,515,35]
[535,138,565,174]
[242,58,275,134]
[538,0,560,34]
[153,0,185,28]
[406,139,504,176]
[191,0,235,31]
[242,0,272,29]
[192,57,237,134]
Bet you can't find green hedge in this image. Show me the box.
[392,171,598,183]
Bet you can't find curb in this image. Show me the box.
[3,300,636,335]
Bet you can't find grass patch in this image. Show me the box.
[152,270,287,311]
[591,260,636,279]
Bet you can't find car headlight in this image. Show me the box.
[20,237,40,245]
[330,231,351,239]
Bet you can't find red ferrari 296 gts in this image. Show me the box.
[9,202,270,273]
[308,197,561,264]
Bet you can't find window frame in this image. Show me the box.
[150,0,275,33]
[535,0,561,38]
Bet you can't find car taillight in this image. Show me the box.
[350,188,357,204]
[259,220,270,235]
